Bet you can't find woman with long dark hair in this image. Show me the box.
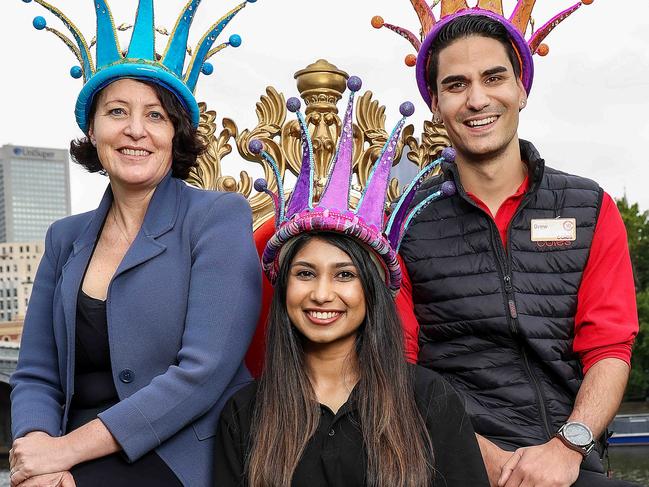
[213,79,488,486]
[216,232,488,486]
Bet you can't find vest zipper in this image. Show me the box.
[450,163,554,440]
[504,197,553,440]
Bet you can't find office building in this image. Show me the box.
[0,242,44,322]
[0,144,71,242]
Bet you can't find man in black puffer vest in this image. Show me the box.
[396,11,638,487]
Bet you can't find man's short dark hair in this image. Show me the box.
[426,15,522,96]
[69,80,206,180]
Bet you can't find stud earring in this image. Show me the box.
[520,99,527,109]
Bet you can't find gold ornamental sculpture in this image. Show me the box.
[186,59,451,230]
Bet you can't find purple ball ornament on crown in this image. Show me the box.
[250,76,456,293]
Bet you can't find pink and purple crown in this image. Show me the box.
[250,76,457,292]
[372,0,594,107]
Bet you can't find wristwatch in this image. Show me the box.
[555,421,595,458]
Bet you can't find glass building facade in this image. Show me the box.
[0,145,71,242]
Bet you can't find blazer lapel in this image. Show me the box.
[113,171,180,279]
[60,183,114,391]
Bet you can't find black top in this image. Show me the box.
[71,290,119,409]
[215,365,489,486]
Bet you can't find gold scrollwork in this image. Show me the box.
[188,59,451,229]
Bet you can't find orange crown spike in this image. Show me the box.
[409,0,436,37]
[509,0,537,34]
[528,2,582,54]
[440,0,469,17]
[477,0,503,16]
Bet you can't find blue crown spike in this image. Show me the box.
[40,24,88,80]
[162,0,202,76]
[385,155,444,246]
[250,140,286,223]
[29,0,94,76]
[127,0,155,60]
[202,35,242,68]
[94,0,121,68]
[184,1,249,91]
[396,180,456,252]
[285,98,316,217]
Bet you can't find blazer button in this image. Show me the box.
[119,369,134,383]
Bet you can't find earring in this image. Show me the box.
[432,112,442,124]
[520,99,527,109]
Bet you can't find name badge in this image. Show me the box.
[530,218,576,242]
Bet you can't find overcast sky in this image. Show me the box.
[1,0,648,214]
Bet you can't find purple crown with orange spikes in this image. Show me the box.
[371,0,594,107]
[250,76,457,292]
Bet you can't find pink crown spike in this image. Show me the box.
[355,102,415,229]
[509,0,537,34]
[319,77,362,211]
[477,0,503,16]
[285,98,315,219]
[409,0,437,37]
[528,2,582,54]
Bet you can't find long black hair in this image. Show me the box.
[247,232,434,486]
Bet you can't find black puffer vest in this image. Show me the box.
[400,140,603,451]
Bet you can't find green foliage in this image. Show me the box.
[617,196,649,290]
[626,290,649,400]
[616,196,649,400]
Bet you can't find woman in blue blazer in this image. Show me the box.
[9,77,261,486]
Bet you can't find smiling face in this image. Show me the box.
[88,79,175,190]
[286,238,367,351]
[432,35,526,164]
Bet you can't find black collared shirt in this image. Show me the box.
[215,365,489,486]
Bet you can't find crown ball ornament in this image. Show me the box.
[441,180,457,197]
[22,0,258,133]
[441,146,456,162]
[249,139,264,155]
[253,77,456,292]
[286,97,302,113]
[399,101,415,117]
[372,0,595,107]
[201,63,214,76]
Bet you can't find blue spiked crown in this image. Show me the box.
[22,0,257,133]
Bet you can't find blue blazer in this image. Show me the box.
[10,172,261,486]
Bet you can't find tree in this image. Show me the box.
[616,196,649,400]
[617,196,649,290]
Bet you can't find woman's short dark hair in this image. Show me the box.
[427,15,522,96]
[69,80,206,180]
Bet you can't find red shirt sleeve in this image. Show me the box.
[573,192,638,374]
[396,255,420,363]
[244,218,276,379]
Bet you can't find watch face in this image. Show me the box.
[563,423,592,447]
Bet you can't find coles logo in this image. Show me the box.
[536,240,573,248]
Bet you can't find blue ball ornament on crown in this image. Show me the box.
[22,0,258,133]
